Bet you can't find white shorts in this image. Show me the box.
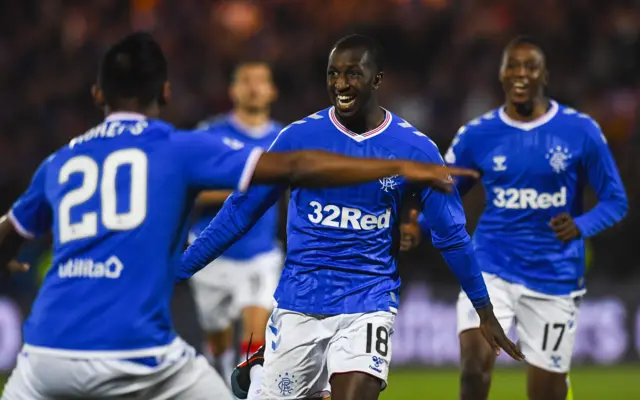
[1,338,232,400]
[189,249,283,333]
[260,308,395,399]
[457,273,582,373]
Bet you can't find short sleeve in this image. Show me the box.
[175,131,264,193]
[10,157,53,239]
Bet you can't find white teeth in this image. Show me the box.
[513,82,526,88]
[336,95,356,108]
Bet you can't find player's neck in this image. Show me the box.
[233,108,270,128]
[504,97,549,122]
[336,104,385,134]
[104,101,159,119]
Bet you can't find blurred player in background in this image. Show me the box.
[188,61,283,382]
[400,36,628,400]
[179,34,524,400]
[0,32,477,400]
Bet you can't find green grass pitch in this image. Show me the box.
[2,365,639,398]
[381,366,640,399]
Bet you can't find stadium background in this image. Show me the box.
[1,0,640,398]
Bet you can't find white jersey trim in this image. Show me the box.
[104,112,147,122]
[329,107,392,142]
[237,147,264,193]
[7,209,35,239]
[498,100,558,131]
[229,113,276,139]
[23,337,183,359]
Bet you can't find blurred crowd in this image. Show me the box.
[1,0,640,281]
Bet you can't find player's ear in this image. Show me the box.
[270,83,279,103]
[373,71,384,90]
[542,68,549,86]
[91,85,104,108]
[228,82,238,103]
[159,81,171,106]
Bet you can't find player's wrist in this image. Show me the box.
[475,301,494,322]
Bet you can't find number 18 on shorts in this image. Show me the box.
[260,309,395,399]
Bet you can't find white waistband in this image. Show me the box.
[23,337,185,359]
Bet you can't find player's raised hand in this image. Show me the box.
[402,163,479,193]
[400,209,422,251]
[476,305,525,361]
[549,212,581,241]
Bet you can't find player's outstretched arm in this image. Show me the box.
[251,151,478,192]
[251,150,478,192]
[421,197,524,362]
[414,137,523,361]
[178,184,283,282]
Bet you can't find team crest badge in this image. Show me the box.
[379,175,399,192]
[546,146,572,173]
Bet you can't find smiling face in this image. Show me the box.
[499,42,548,107]
[326,46,382,119]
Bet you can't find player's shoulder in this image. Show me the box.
[553,102,605,141]
[272,108,331,146]
[381,110,442,159]
[280,108,331,133]
[194,114,233,133]
[455,108,504,139]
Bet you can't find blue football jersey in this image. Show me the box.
[444,101,627,295]
[189,114,282,260]
[181,107,481,315]
[9,112,263,357]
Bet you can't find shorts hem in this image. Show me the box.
[330,370,388,391]
[524,357,571,374]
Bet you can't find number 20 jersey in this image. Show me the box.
[9,112,262,357]
[444,101,627,296]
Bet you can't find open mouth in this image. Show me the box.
[336,94,356,109]
[512,81,529,96]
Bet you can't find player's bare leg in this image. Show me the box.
[527,365,568,400]
[241,305,270,357]
[459,328,496,400]
[207,325,235,383]
[330,372,381,400]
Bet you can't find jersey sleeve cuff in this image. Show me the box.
[237,147,264,193]
[7,209,35,239]
[470,295,491,309]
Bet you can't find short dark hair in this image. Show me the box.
[504,35,545,54]
[98,32,168,107]
[230,61,273,82]
[332,34,385,72]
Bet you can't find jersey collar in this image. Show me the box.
[498,100,558,131]
[105,112,147,122]
[329,107,392,143]
[228,113,274,139]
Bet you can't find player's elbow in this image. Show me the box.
[431,224,471,251]
[613,191,629,221]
